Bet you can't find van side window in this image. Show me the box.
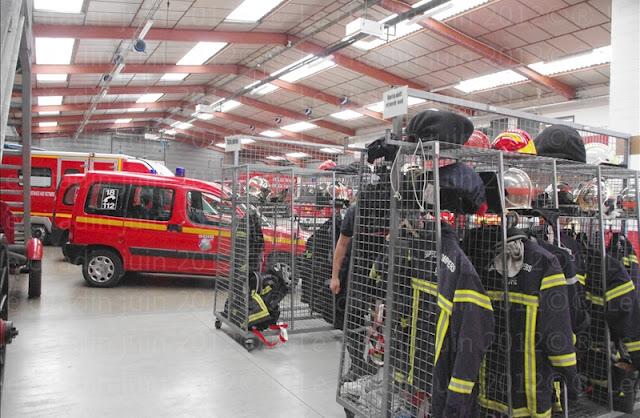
[85,183,128,217]
[19,167,52,188]
[64,168,81,175]
[126,185,174,221]
[62,184,79,205]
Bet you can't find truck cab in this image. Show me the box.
[51,173,84,245]
[64,171,306,287]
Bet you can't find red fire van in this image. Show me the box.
[63,171,307,287]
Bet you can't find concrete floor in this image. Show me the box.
[2,248,346,417]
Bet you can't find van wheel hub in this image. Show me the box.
[88,256,115,282]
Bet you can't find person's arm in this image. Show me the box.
[330,234,351,295]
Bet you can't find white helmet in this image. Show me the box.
[575,178,608,212]
[503,168,533,209]
[247,176,270,200]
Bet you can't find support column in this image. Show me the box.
[609,0,640,169]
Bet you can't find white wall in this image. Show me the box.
[531,99,610,129]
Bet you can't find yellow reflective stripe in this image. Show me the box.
[540,273,566,291]
[586,292,604,306]
[478,397,509,414]
[453,289,493,311]
[369,263,381,281]
[576,274,586,286]
[525,305,538,414]
[55,213,72,218]
[625,341,640,352]
[263,234,306,246]
[572,333,577,346]
[623,255,639,266]
[605,281,635,302]
[479,359,486,400]
[479,398,552,418]
[438,294,453,315]
[247,291,270,323]
[553,381,562,412]
[434,310,450,365]
[448,377,475,395]
[182,226,231,237]
[487,290,539,307]
[548,352,577,367]
[410,277,437,296]
[123,220,167,231]
[76,216,123,227]
[408,284,420,385]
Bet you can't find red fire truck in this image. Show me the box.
[0,149,172,243]
[63,171,307,287]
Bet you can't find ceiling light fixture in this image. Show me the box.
[36,74,68,82]
[330,109,364,120]
[37,96,63,106]
[246,81,279,96]
[528,46,612,76]
[213,99,242,113]
[38,121,58,127]
[277,54,335,83]
[454,70,527,93]
[160,73,188,81]
[114,118,132,124]
[193,112,214,120]
[171,122,193,130]
[260,130,281,138]
[177,42,227,65]
[34,0,84,13]
[281,121,317,132]
[225,0,283,23]
[127,108,146,112]
[136,93,163,103]
[38,110,60,116]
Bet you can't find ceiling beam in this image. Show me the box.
[378,0,576,100]
[33,24,289,45]
[32,100,183,113]
[210,88,355,136]
[33,64,240,75]
[33,111,167,124]
[30,85,206,97]
[33,120,150,134]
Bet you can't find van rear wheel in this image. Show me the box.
[83,249,123,288]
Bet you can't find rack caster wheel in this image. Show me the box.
[214,319,222,330]
[244,339,255,352]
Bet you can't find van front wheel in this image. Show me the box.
[83,249,123,288]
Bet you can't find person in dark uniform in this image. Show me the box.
[330,204,355,296]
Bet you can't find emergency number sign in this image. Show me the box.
[383,86,409,119]
[100,188,119,210]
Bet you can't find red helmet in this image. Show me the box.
[491,129,537,155]
[318,159,337,170]
[465,130,490,149]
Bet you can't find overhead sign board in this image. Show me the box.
[225,137,242,152]
[383,86,409,119]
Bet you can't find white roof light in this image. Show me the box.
[260,130,281,138]
[36,74,68,82]
[277,55,335,83]
[239,138,256,145]
[267,155,287,161]
[246,81,279,96]
[38,110,60,116]
[330,109,364,120]
[286,152,310,158]
[215,142,226,148]
[177,42,227,66]
[171,122,193,130]
[35,37,74,64]
[225,0,283,23]
[320,147,343,154]
[163,129,176,136]
[454,70,527,93]
[528,46,612,76]
[136,93,163,103]
[281,121,317,132]
[34,0,84,13]
[366,97,426,112]
[127,108,146,112]
[160,73,189,81]
[424,0,490,21]
[193,112,214,120]
[37,96,63,106]
[213,99,242,113]
[38,121,57,127]
[115,118,132,124]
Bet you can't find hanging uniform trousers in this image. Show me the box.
[390,222,495,417]
[464,228,577,417]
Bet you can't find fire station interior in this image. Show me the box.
[1,0,640,417]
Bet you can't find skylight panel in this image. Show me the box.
[115,118,132,124]
[38,121,57,127]
[37,96,63,106]
[330,109,364,120]
[136,93,163,103]
[34,0,84,13]
[528,46,612,76]
[35,37,75,64]
[225,0,283,23]
[160,73,189,81]
[260,130,281,138]
[281,121,317,132]
[454,70,527,93]
[177,42,227,66]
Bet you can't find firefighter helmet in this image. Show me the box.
[318,159,337,170]
[618,186,637,214]
[247,176,270,200]
[491,129,537,155]
[465,130,491,149]
[575,178,608,212]
[503,168,533,209]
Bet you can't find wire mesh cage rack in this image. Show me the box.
[213,163,358,350]
[336,135,640,418]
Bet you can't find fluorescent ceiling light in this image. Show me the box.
[172,122,193,130]
[36,74,67,82]
[528,46,612,76]
[37,96,63,106]
[454,69,527,93]
[177,42,227,65]
[286,152,310,158]
[213,99,241,113]
[136,93,163,103]
[193,112,214,120]
[225,0,283,23]
[161,73,188,81]
[239,138,256,145]
[35,37,75,64]
[418,0,490,21]
[260,130,281,138]
[127,108,146,112]
[145,133,160,140]
[352,39,387,51]
[215,143,226,148]
[330,109,364,120]
[115,118,132,124]
[320,147,343,154]
[246,81,279,96]
[267,155,287,161]
[366,97,426,112]
[34,0,84,13]
[282,121,317,132]
[38,121,57,127]
[277,54,335,83]
[38,110,60,116]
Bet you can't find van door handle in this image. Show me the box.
[168,224,182,232]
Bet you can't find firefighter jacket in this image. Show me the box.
[608,232,640,299]
[390,222,495,417]
[464,227,577,418]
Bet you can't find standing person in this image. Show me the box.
[330,203,356,329]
